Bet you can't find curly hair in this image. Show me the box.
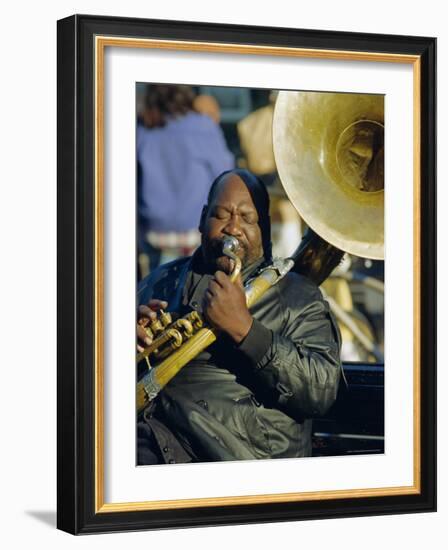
[142,85,196,128]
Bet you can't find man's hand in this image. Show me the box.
[137,299,168,353]
[202,271,252,344]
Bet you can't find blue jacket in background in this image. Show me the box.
[137,112,234,233]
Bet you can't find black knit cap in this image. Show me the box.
[205,168,272,262]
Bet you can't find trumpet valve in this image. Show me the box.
[159,309,172,327]
[149,318,164,335]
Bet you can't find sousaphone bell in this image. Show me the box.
[273,91,384,263]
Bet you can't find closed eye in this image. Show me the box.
[212,207,231,220]
[243,213,258,224]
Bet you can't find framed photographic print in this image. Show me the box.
[57,14,436,534]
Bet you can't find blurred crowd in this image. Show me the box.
[136,83,384,363]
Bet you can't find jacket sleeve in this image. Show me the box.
[237,279,342,422]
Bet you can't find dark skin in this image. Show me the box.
[136,174,264,350]
[136,299,168,353]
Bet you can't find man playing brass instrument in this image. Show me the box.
[136,168,342,464]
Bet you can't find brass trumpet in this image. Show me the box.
[136,236,241,367]
[137,235,294,413]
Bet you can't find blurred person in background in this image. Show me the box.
[137,84,234,278]
[237,91,302,259]
[193,93,221,125]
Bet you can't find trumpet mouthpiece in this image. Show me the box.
[222,236,239,255]
[221,236,241,282]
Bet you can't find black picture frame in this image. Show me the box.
[57,14,436,534]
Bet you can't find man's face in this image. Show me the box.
[200,174,264,274]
